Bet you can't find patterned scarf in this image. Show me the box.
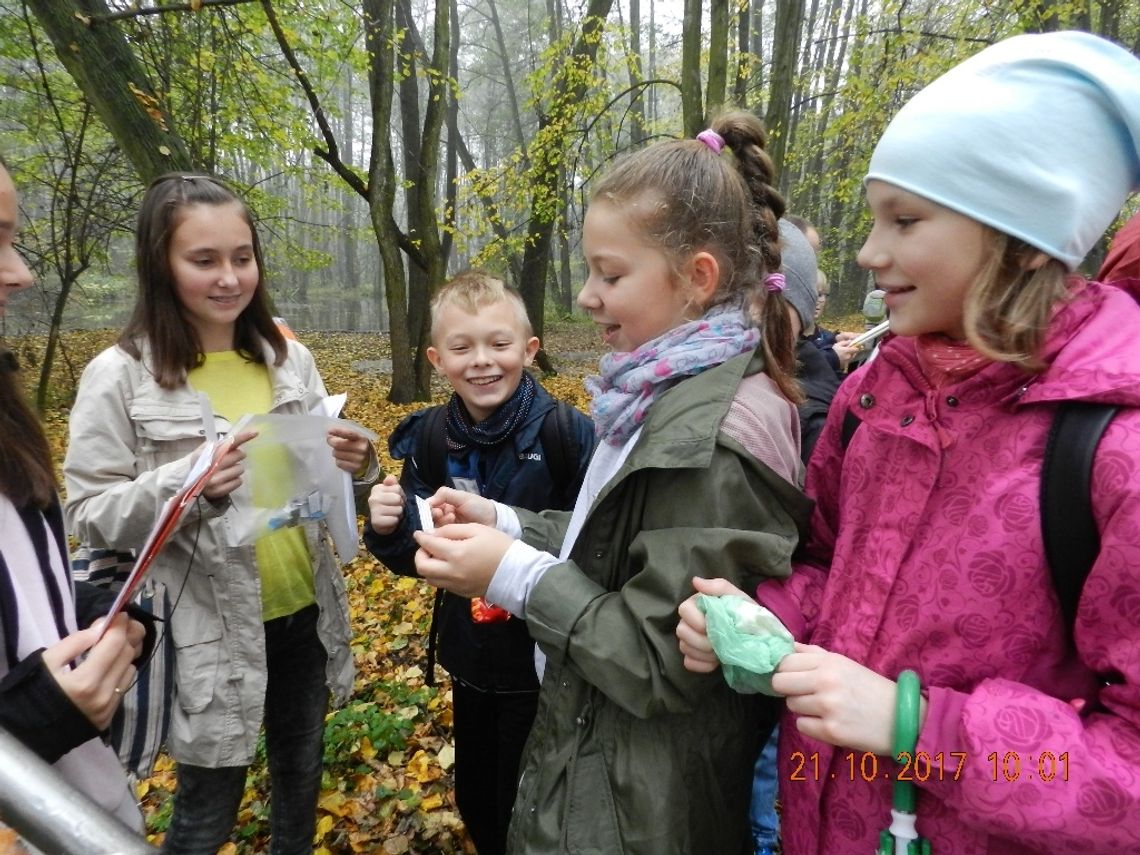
[445,370,538,452]
[914,334,991,388]
[587,305,760,446]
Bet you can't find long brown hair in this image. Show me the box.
[0,351,55,509]
[118,173,286,389]
[589,110,801,402]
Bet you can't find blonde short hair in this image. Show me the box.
[430,271,532,342]
[964,229,1070,372]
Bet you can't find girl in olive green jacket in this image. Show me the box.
[413,112,811,854]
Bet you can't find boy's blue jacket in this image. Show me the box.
[364,382,595,690]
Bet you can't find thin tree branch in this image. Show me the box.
[83,0,257,25]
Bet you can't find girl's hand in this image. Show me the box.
[771,643,921,756]
[413,523,513,598]
[42,613,143,730]
[676,576,753,673]
[368,475,405,535]
[328,425,371,476]
[200,430,256,501]
[428,487,497,527]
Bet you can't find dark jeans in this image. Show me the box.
[452,678,540,855]
[163,604,329,855]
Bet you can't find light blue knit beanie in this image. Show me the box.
[866,31,1140,270]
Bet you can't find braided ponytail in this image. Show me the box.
[710,111,800,403]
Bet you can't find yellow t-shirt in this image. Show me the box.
[189,351,316,621]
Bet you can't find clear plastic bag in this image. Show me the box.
[226,412,376,561]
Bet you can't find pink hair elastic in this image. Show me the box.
[764,273,786,293]
[696,129,725,154]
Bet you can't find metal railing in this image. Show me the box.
[0,726,155,854]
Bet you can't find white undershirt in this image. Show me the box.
[486,429,641,681]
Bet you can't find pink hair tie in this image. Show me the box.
[696,129,725,154]
[764,273,786,293]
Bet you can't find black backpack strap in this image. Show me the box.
[414,406,449,686]
[1040,402,1117,633]
[540,402,581,501]
[425,588,444,687]
[418,405,449,491]
[840,409,862,450]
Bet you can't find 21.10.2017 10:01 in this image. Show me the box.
[788,750,1072,784]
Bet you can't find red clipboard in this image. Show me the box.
[97,433,240,637]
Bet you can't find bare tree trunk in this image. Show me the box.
[340,68,359,303]
[627,0,647,144]
[519,0,615,373]
[441,0,461,265]
[733,0,751,105]
[489,0,529,154]
[361,0,416,401]
[706,0,728,116]
[397,0,430,367]
[765,0,805,180]
[681,0,704,135]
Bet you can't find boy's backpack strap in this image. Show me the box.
[1040,401,1117,634]
[541,401,581,490]
[418,405,449,491]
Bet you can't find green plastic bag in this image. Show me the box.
[697,593,795,695]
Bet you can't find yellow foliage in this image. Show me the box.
[406,749,441,784]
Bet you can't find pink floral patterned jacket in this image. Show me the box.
[762,280,1140,854]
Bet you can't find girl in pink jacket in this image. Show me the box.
[678,31,1140,854]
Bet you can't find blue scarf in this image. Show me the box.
[446,370,538,452]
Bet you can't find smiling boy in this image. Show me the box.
[364,271,595,855]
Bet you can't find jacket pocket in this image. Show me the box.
[170,612,224,715]
[565,752,623,854]
[128,401,209,468]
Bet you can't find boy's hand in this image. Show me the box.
[832,341,860,370]
[368,475,406,535]
[428,487,496,527]
[43,613,143,730]
[676,576,752,673]
[771,644,925,757]
[413,523,512,598]
[328,425,371,476]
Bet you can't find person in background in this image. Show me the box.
[678,31,1140,853]
[1098,211,1140,283]
[780,220,841,464]
[64,173,378,855]
[787,217,858,377]
[365,271,595,855]
[0,158,148,831]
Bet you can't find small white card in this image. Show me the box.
[416,494,435,533]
